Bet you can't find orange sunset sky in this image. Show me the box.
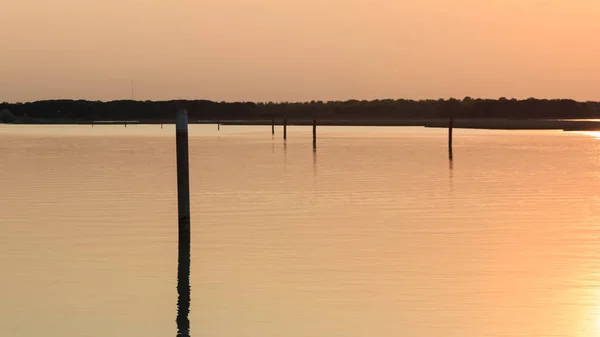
[2,0,600,102]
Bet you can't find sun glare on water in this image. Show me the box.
[577,131,600,140]
[594,305,600,337]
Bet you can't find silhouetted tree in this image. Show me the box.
[1,98,598,122]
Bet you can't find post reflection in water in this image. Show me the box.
[176,229,191,337]
[313,149,317,177]
[283,141,287,171]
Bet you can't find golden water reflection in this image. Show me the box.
[1,126,600,336]
[576,131,600,140]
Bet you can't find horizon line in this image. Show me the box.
[3,97,600,105]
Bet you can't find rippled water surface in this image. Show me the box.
[3,124,600,337]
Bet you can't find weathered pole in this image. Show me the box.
[272,116,275,135]
[283,118,287,141]
[176,108,191,337]
[312,119,317,150]
[449,116,453,160]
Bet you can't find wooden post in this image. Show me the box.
[176,109,191,337]
[312,119,317,150]
[161,120,163,129]
[92,120,94,127]
[449,117,453,160]
[283,118,287,141]
[272,116,275,135]
[217,120,220,131]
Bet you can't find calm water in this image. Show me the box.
[3,124,600,337]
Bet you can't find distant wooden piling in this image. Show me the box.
[272,116,275,135]
[449,117,453,160]
[283,118,287,141]
[312,119,317,150]
[175,109,191,337]
[161,120,163,129]
[92,120,94,127]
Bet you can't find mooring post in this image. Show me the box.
[161,120,163,129]
[283,118,287,141]
[272,116,275,135]
[449,116,453,160]
[176,108,191,337]
[217,119,220,131]
[312,119,317,150]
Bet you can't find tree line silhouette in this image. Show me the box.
[1,97,600,122]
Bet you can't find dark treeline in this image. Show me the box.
[2,97,600,121]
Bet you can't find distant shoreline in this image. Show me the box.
[4,118,600,131]
[218,118,600,131]
[3,98,600,126]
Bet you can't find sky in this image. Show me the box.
[2,0,600,102]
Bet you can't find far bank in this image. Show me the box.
[4,118,600,131]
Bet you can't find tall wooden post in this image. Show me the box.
[449,117,453,160]
[312,119,317,150]
[176,109,191,337]
[272,116,275,135]
[283,118,287,141]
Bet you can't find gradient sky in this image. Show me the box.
[2,0,600,102]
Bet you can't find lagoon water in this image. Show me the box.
[3,124,600,337]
